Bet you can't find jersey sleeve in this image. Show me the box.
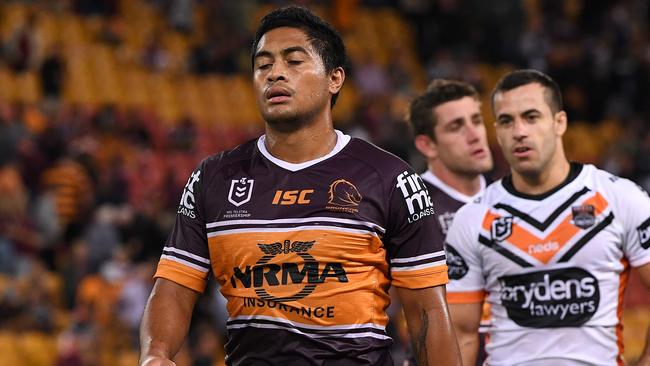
[445,203,487,304]
[384,169,448,289]
[154,160,211,293]
[614,178,650,267]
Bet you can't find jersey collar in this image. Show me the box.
[257,130,351,172]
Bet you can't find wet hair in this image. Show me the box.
[491,69,563,114]
[407,79,479,141]
[252,6,349,107]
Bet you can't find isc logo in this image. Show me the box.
[272,189,314,205]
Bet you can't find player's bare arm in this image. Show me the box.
[140,278,200,366]
[397,285,462,366]
[636,262,650,366]
[449,302,482,366]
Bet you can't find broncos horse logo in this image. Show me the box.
[327,179,362,207]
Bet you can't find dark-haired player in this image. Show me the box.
[139,6,461,366]
[446,69,650,365]
[408,79,493,365]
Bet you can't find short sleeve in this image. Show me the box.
[154,160,211,293]
[445,203,487,304]
[615,178,650,267]
[384,169,448,289]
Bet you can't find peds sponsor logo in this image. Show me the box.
[326,179,362,214]
[230,240,348,302]
[499,267,599,328]
[178,170,201,218]
[395,171,434,223]
[638,218,650,249]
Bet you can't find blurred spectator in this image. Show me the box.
[4,12,41,73]
[39,43,66,101]
[141,32,171,72]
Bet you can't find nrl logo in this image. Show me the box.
[491,216,514,242]
[228,177,254,207]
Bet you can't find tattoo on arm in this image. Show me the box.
[413,309,429,366]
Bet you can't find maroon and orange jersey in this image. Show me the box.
[155,131,448,365]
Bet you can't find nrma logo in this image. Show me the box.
[395,171,434,223]
[230,240,348,302]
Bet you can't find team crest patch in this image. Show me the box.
[438,211,455,235]
[491,216,513,242]
[228,177,254,207]
[326,179,362,213]
[571,204,596,229]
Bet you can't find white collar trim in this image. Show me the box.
[421,170,486,203]
[257,130,351,172]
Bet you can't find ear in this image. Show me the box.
[554,111,568,137]
[328,67,345,95]
[414,134,438,160]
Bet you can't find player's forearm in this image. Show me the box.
[399,286,462,366]
[456,330,479,366]
[407,307,462,366]
[637,325,650,366]
[139,279,198,364]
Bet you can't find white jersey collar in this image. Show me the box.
[421,170,486,203]
[257,130,351,172]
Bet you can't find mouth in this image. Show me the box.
[513,145,533,157]
[471,148,487,158]
[265,87,291,103]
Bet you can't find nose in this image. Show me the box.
[267,62,287,82]
[512,118,528,141]
[466,123,480,144]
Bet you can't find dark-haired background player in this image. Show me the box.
[139,6,461,366]
[446,69,650,365]
[408,79,493,365]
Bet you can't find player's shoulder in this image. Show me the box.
[586,164,649,199]
[199,138,258,173]
[342,138,414,177]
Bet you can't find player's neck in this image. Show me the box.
[264,121,337,164]
[429,163,483,197]
[511,157,571,195]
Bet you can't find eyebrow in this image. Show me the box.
[521,108,541,116]
[254,46,310,61]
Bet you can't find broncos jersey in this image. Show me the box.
[445,163,650,366]
[420,171,492,337]
[155,131,448,365]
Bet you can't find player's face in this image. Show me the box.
[493,83,566,177]
[432,96,493,175]
[253,27,340,131]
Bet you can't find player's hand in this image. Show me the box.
[140,356,176,366]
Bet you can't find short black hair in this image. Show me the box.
[407,79,479,141]
[252,6,348,107]
[491,69,563,114]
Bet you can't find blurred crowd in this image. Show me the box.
[0,0,649,365]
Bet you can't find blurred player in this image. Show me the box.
[446,69,650,365]
[408,79,493,365]
[139,6,461,366]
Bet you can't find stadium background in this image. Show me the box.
[0,0,649,365]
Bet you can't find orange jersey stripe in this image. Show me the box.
[616,259,630,366]
[447,290,485,304]
[391,264,448,289]
[155,258,207,293]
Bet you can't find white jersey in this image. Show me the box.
[446,164,650,366]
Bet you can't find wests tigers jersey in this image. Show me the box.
[155,131,448,366]
[446,163,650,366]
